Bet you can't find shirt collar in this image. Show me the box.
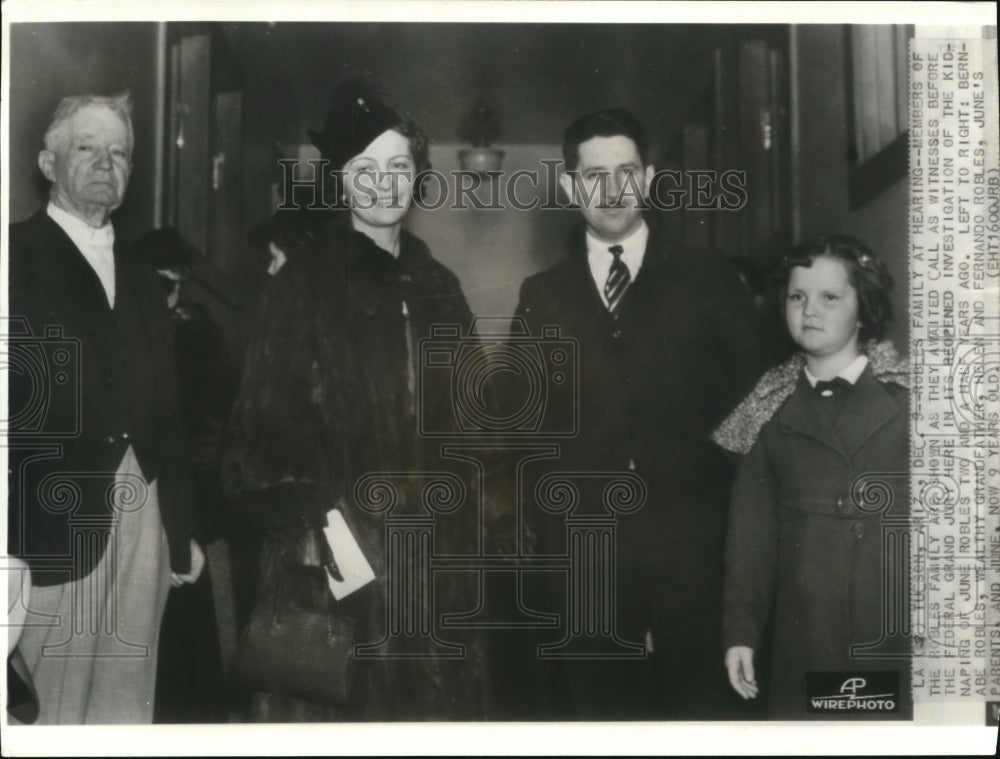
[585,220,648,280]
[804,354,870,388]
[47,203,115,246]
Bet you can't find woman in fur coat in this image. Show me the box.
[222,82,485,722]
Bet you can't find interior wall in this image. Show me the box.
[794,25,909,348]
[223,23,727,147]
[405,144,576,319]
[7,23,161,242]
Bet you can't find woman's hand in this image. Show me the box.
[725,646,759,700]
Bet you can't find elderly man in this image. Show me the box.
[7,93,202,724]
[512,107,767,719]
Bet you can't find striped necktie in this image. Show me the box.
[605,244,630,313]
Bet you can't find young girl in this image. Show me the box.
[713,235,910,719]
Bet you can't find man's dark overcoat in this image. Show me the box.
[7,210,197,583]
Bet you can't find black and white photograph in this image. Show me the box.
[1,1,998,755]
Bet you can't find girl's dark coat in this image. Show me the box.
[722,366,910,719]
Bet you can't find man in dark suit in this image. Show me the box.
[7,93,202,723]
[513,108,766,719]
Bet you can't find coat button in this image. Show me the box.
[101,373,113,386]
[835,493,849,516]
[102,434,115,445]
[121,432,130,441]
[851,522,865,540]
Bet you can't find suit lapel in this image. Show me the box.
[114,243,155,347]
[635,219,670,278]
[623,223,669,307]
[565,223,612,318]
[23,212,115,353]
[571,217,668,320]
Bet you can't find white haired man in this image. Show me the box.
[8,93,203,724]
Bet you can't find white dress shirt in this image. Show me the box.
[586,221,649,308]
[47,203,116,308]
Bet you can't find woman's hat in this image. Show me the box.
[307,79,403,171]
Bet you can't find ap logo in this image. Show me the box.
[839,677,868,697]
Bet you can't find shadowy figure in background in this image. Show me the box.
[246,206,335,279]
[135,227,238,723]
[730,255,796,370]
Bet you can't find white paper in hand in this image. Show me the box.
[324,508,375,600]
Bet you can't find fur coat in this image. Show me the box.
[222,219,485,720]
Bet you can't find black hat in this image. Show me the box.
[307,79,403,171]
[133,227,198,270]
